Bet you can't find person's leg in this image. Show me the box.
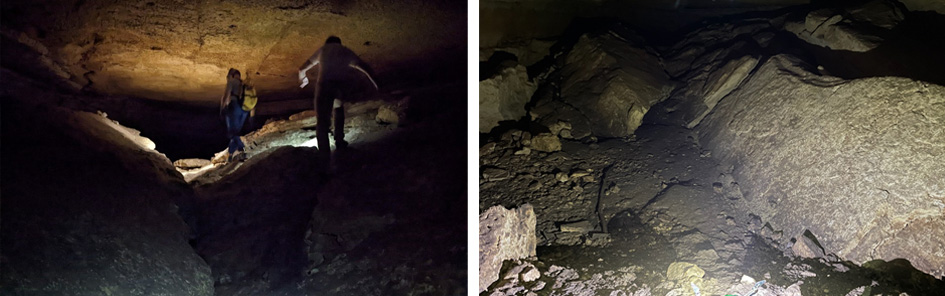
[315,83,333,162]
[333,98,347,149]
[225,103,241,160]
[235,108,248,153]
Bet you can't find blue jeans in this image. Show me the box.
[225,102,249,155]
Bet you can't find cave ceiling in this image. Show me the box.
[2,0,466,105]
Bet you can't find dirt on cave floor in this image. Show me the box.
[479,121,945,296]
[188,82,468,295]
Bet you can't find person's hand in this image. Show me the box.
[300,76,309,88]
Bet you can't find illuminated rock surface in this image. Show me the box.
[1,0,466,159]
[480,64,536,133]
[1,0,465,104]
[479,204,538,292]
[694,54,945,279]
[481,0,945,294]
[1,1,467,292]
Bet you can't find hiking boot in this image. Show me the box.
[335,139,349,149]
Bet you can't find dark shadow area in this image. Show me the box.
[0,98,210,295]
[805,11,945,86]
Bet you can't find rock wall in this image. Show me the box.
[694,54,945,278]
[0,99,212,295]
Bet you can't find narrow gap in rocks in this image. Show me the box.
[480,1,945,295]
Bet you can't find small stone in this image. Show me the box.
[522,267,540,282]
[532,281,546,291]
[528,181,542,191]
[556,172,569,183]
[483,167,512,182]
[515,147,532,155]
[375,104,400,124]
[559,129,573,139]
[792,232,826,259]
[740,275,756,285]
[480,142,497,156]
[559,220,593,233]
[570,171,590,178]
[528,133,561,152]
[173,158,211,169]
[666,262,705,282]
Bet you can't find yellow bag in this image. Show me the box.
[241,85,257,111]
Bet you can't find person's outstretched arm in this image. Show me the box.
[298,49,322,88]
[349,58,378,91]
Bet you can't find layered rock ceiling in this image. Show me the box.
[2,0,466,105]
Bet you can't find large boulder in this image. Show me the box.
[480,64,537,133]
[530,32,674,139]
[784,0,905,52]
[479,204,537,292]
[694,54,945,279]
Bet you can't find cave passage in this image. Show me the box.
[1,0,468,295]
[479,0,945,295]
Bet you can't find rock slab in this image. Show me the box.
[480,204,538,292]
[480,65,536,133]
[696,54,945,278]
[531,32,674,139]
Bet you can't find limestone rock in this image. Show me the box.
[666,262,705,282]
[483,167,512,182]
[174,158,212,169]
[375,103,404,125]
[559,220,593,233]
[695,54,945,278]
[785,0,904,52]
[685,55,759,128]
[527,133,561,153]
[791,232,826,259]
[479,204,537,292]
[480,65,537,133]
[531,33,674,139]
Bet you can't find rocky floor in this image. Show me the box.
[480,1,945,294]
[185,83,468,295]
[480,121,945,296]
